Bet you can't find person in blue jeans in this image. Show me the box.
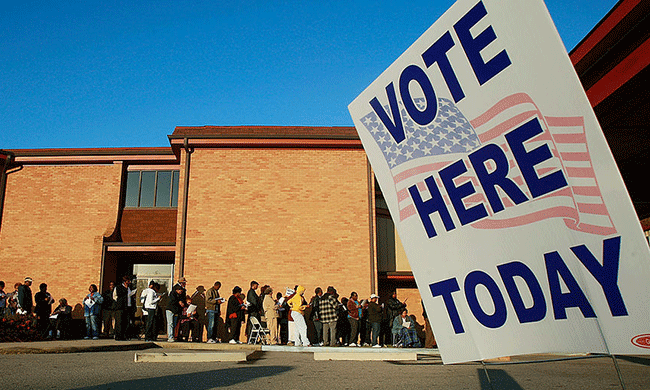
[367,294,383,347]
[166,278,187,342]
[205,281,223,343]
[83,284,103,339]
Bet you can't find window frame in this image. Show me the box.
[124,169,180,209]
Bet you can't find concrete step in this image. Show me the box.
[134,351,249,362]
[314,350,418,361]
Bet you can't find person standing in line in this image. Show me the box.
[367,294,383,347]
[338,297,350,346]
[309,287,324,346]
[347,292,361,347]
[0,281,6,317]
[17,277,33,315]
[320,286,339,347]
[422,300,436,348]
[285,287,297,345]
[140,281,161,342]
[287,285,310,347]
[83,284,103,340]
[101,281,116,338]
[7,283,21,315]
[261,285,279,344]
[276,291,289,344]
[246,281,260,337]
[166,279,187,342]
[205,281,223,343]
[226,286,246,344]
[34,283,53,337]
[384,291,407,345]
[360,298,370,346]
[113,276,129,341]
[125,277,138,339]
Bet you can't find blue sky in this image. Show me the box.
[1,0,618,149]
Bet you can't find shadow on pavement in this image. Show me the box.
[615,355,650,367]
[74,365,294,390]
[478,368,524,390]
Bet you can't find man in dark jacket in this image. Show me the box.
[17,277,33,315]
[309,287,324,346]
[245,281,260,337]
[113,276,130,341]
[165,277,187,342]
[101,281,116,338]
[384,291,407,345]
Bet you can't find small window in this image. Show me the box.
[125,171,141,207]
[139,171,156,207]
[124,170,180,208]
[171,171,179,207]
[155,171,172,207]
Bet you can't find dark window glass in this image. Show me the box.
[171,171,179,207]
[155,171,172,207]
[125,171,141,207]
[125,169,179,208]
[139,171,156,207]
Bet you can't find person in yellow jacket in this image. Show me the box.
[287,285,310,347]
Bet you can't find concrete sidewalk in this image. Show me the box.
[0,338,438,359]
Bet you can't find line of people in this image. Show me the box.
[198,280,431,348]
[1,276,434,348]
[0,277,88,340]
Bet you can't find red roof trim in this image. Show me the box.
[169,137,363,149]
[170,125,359,140]
[585,38,650,106]
[7,147,173,157]
[571,0,641,65]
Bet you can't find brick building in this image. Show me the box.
[1,127,422,339]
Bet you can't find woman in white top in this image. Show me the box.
[140,281,161,341]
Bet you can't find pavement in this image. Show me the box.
[2,342,649,389]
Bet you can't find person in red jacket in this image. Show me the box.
[347,292,361,347]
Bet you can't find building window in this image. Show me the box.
[125,170,179,208]
[376,189,397,272]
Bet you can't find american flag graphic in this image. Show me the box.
[360,93,616,236]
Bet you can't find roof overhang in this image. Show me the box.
[6,147,178,166]
[570,0,650,219]
[167,126,363,157]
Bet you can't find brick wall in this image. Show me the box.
[121,208,177,243]
[175,148,374,305]
[0,163,122,318]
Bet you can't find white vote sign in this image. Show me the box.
[349,0,650,364]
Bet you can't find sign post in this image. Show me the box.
[349,0,650,364]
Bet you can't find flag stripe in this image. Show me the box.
[363,92,616,236]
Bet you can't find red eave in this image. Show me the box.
[570,0,642,65]
[584,38,650,107]
[170,125,360,140]
[167,125,363,156]
[8,147,177,165]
